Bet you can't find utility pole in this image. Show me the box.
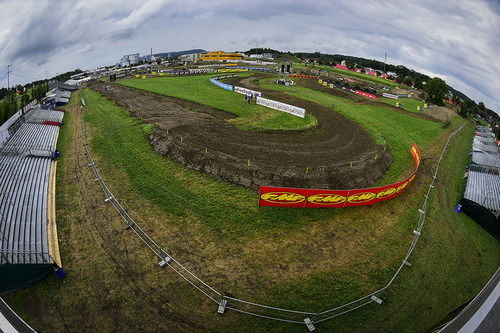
[6,65,12,89]
[383,52,387,74]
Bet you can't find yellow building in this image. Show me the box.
[198,51,244,62]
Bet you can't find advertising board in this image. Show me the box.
[256,96,305,118]
[259,144,421,208]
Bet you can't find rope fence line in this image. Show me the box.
[80,95,465,331]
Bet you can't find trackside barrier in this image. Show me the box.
[383,92,399,99]
[234,86,262,97]
[209,75,306,118]
[80,95,466,331]
[256,96,306,118]
[209,75,236,91]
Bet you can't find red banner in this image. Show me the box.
[259,144,421,208]
[355,90,377,99]
[42,121,62,127]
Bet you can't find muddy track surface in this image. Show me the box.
[90,79,391,190]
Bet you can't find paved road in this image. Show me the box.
[440,267,500,333]
[0,298,36,333]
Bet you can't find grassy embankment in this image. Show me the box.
[4,85,499,333]
[119,73,317,131]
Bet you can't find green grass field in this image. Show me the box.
[74,89,500,330]
[256,77,457,183]
[294,63,403,88]
[377,96,427,113]
[118,74,317,131]
[4,80,499,333]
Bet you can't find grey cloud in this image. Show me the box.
[0,0,498,114]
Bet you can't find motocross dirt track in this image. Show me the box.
[90,77,391,190]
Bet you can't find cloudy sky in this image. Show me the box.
[0,0,499,113]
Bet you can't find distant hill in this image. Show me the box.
[153,49,206,58]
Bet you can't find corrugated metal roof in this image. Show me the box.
[472,140,500,153]
[471,150,500,168]
[0,155,52,264]
[0,105,61,266]
[26,108,64,124]
[464,166,500,213]
[1,123,59,153]
[474,136,496,145]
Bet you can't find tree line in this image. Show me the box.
[0,82,48,125]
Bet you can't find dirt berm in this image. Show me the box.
[90,79,391,190]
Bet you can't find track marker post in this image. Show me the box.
[304,318,316,331]
[158,256,172,267]
[217,297,227,314]
[247,159,251,167]
[371,295,383,304]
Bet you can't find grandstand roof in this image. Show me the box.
[463,165,500,214]
[26,108,64,124]
[472,138,500,154]
[0,155,52,264]
[471,150,500,168]
[198,50,244,61]
[1,123,59,154]
[0,105,62,293]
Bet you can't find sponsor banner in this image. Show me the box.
[259,144,421,208]
[355,90,377,99]
[256,96,306,118]
[234,86,262,97]
[383,93,399,99]
[188,68,214,74]
[229,66,271,72]
[210,77,234,91]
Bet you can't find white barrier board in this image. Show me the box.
[256,97,305,118]
[234,86,262,97]
[382,92,399,99]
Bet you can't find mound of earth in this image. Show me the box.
[89,79,391,190]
